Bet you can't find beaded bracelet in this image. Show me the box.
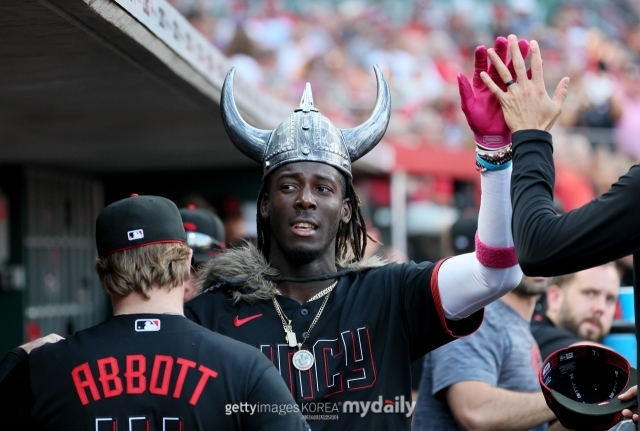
[475,145,513,172]
[477,152,512,165]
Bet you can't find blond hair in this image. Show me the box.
[549,273,577,288]
[550,262,617,289]
[95,242,190,298]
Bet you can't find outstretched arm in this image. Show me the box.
[446,381,556,431]
[438,36,524,320]
[0,334,63,382]
[481,34,640,275]
[511,131,640,275]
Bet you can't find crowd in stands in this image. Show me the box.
[172,0,640,213]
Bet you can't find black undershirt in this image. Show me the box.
[530,313,581,361]
[511,129,640,276]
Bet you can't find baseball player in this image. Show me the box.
[185,54,524,430]
[0,195,308,431]
[179,204,225,301]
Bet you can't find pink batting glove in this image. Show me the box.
[459,36,531,149]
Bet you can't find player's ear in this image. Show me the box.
[546,285,563,312]
[341,198,351,224]
[260,193,270,219]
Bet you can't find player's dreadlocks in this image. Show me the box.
[256,172,370,263]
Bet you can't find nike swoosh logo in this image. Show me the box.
[233,314,263,327]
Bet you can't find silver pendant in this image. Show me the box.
[286,330,298,348]
[292,349,315,371]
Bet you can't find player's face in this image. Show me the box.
[262,162,350,265]
[557,266,620,342]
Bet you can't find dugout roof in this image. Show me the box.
[0,0,295,173]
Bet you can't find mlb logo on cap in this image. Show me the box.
[96,195,186,257]
[128,229,144,241]
[135,319,161,332]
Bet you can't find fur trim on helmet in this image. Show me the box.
[196,242,387,303]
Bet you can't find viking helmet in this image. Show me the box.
[220,65,391,178]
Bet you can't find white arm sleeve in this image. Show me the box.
[437,165,523,320]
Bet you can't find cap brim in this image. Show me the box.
[192,249,221,265]
[551,367,638,416]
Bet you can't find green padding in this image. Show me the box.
[551,368,638,416]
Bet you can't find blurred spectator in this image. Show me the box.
[225,26,264,85]
[592,147,634,195]
[552,133,597,211]
[614,60,640,161]
[447,210,478,255]
[180,205,226,301]
[531,263,620,360]
[174,0,639,257]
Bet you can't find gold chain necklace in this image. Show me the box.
[272,280,337,371]
[306,281,337,302]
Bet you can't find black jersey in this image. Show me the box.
[511,129,640,276]
[531,313,581,361]
[0,314,308,431]
[185,260,483,431]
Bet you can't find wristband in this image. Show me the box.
[475,232,518,268]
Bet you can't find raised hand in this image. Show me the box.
[480,34,570,133]
[458,36,530,149]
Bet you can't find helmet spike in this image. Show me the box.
[297,83,318,113]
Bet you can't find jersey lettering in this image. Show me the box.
[312,338,344,396]
[189,365,218,405]
[260,326,376,399]
[71,355,218,406]
[173,358,196,399]
[125,355,147,394]
[162,417,183,431]
[340,327,377,390]
[95,417,116,431]
[95,416,183,431]
[260,344,315,399]
[149,355,173,395]
[97,357,123,398]
[72,362,101,405]
[128,416,149,431]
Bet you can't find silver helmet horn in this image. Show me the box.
[220,65,391,178]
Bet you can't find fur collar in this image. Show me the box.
[196,242,386,303]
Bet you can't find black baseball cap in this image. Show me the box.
[96,194,187,257]
[540,345,637,431]
[179,205,225,265]
[450,212,478,255]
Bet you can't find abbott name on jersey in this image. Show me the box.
[136,319,161,332]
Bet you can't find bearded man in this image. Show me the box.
[531,264,620,360]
